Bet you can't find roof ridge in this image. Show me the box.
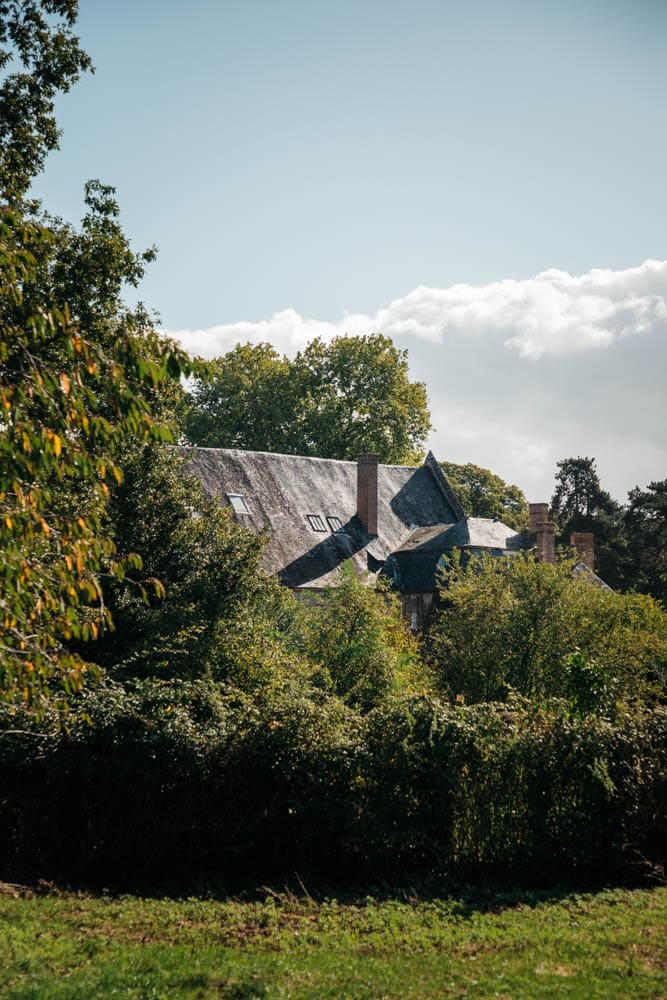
[178,445,420,470]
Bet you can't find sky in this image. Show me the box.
[32,0,667,501]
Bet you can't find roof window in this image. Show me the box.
[228,494,249,514]
[307,514,326,531]
[327,516,343,532]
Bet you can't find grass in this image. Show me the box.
[0,884,665,998]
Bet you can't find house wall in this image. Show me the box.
[400,592,436,631]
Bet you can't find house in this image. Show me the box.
[183,447,600,627]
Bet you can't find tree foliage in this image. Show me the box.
[426,551,667,708]
[0,0,93,199]
[182,342,298,453]
[439,461,528,530]
[302,568,425,711]
[0,201,191,714]
[294,334,432,464]
[624,479,667,606]
[184,334,432,464]
[550,456,625,587]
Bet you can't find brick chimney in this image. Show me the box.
[570,531,595,570]
[357,453,378,536]
[529,502,555,564]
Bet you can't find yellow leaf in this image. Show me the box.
[52,434,62,456]
[40,519,50,536]
[4,516,12,529]
[59,373,71,395]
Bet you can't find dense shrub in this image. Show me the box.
[426,552,667,707]
[1,682,664,889]
[302,568,427,711]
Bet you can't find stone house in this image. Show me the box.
[185,447,598,628]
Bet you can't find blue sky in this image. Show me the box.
[32,0,667,500]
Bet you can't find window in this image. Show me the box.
[227,494,249,514]
[326,516,343,532]
[307,514,326,531]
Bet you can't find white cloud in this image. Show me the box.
[166,259,667,500]
[166,259,667,361]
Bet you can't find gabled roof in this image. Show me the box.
[182,447,461,589]
[383,516,527,592]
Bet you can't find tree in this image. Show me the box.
[182,342,299,453]
[184,333,432,465]
[303,568,425,712]
[624,479,667,606]
[0,199,191,715]
[81,443,298,686]
[550,457,626,587]
[426,551,667,708]
[294,334,432,464]
[439,461,528,530]
[0,1,93,200]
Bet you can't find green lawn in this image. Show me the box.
[0,884,665,998]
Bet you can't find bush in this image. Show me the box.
[1,682,664,889]
[426,552,667,708]
[301,568,427,712]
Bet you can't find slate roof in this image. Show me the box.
[182,447,462,589]
[382,516,528,592]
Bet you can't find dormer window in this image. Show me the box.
[327,516,343,532]
[228,494,249,514]
[307,514,326,531]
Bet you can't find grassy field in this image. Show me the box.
[0,884,665,998]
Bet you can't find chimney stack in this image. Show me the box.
[357,454,378,536]
[570,531,595,570]
[528,502,555,564]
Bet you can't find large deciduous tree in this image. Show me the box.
[182,342,299,453]
[0,197,190,715]
[294,334,431,464]
[184,334,432,465]
[0,3,193,715]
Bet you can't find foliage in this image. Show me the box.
[294,334,432,464]
[82,444,284,683]
[0,203,191,715]
[623,478,667,606]
[302,568,426,711]
[361,696,667,879]
[439,460,528,530]
[426,551,667,707]
[181,342,299,453]
[0,0,93,200]
[0,681,664,888]
[550,456,626,587]
[184,334,432,464]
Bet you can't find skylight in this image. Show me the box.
[327,516,343,532]
[307,514,326,531]
[228,494,249,514]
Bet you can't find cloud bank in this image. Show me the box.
[167,259,667,360]
[166,259,667,501]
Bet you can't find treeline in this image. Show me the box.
[550,457,666,602]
